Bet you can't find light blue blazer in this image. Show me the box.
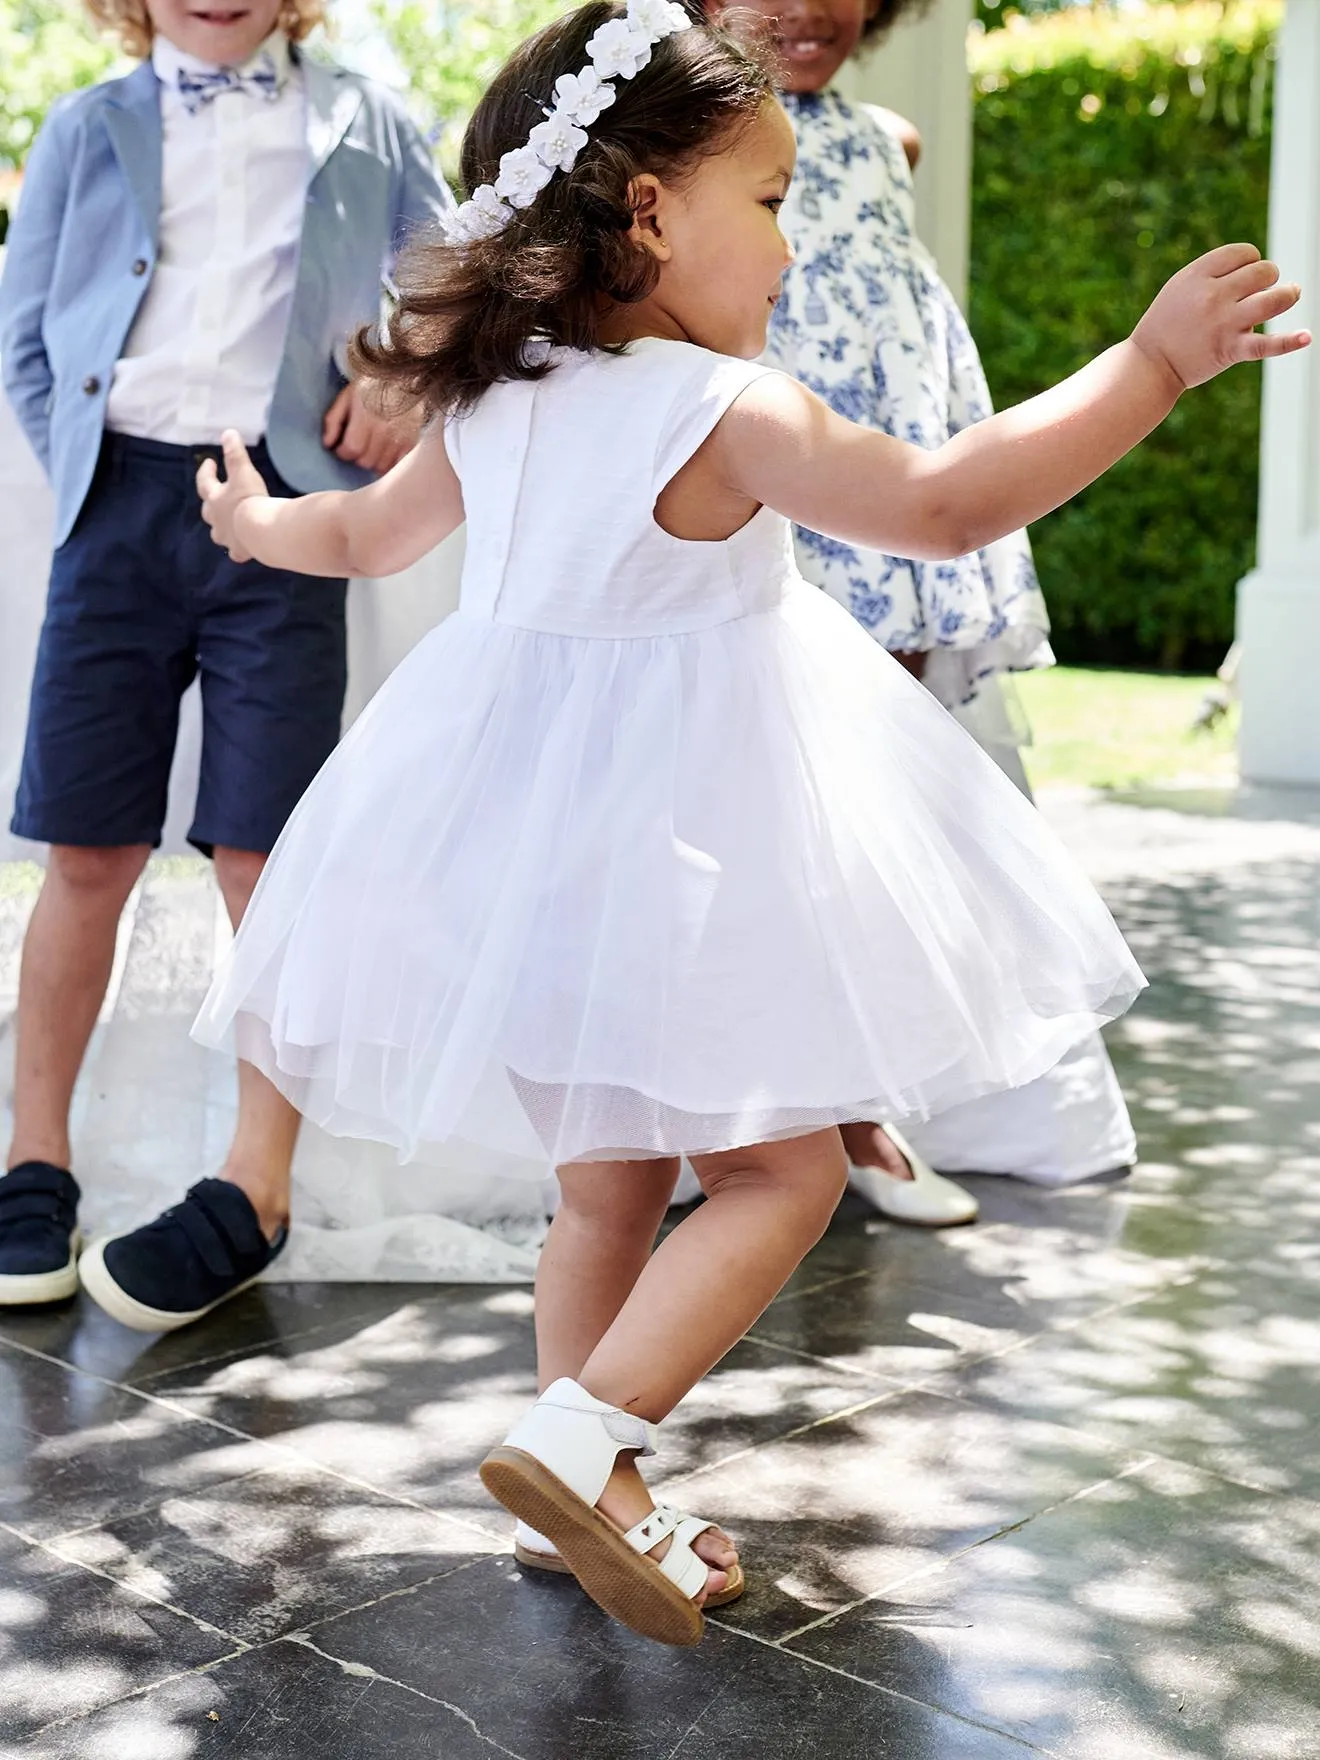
[0,53,452,547]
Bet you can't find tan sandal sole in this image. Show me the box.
[515,1543,746,1608]
[481,1446,705,1646]
[514,1541,577,1576]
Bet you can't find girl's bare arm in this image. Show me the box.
[715,245,1307,562]
[198,416,464,578]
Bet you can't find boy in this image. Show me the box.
[0,0,452,1327]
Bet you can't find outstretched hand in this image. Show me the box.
[197,431,269,561]
[1133,244,1311,391]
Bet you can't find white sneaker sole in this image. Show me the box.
[0,1231,82,1306]
[78,1236,266,1333]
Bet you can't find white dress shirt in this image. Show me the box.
[106,32,309,446]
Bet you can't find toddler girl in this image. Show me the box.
[193,0,1304,1647]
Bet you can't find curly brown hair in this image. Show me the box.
[351,2,776,418]
[706,1,935,51]
[82,0,325,60]
[861,0,936,42]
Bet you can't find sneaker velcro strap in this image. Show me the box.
[174,1196,247,1280]
[0,1164,79,1225]
[0,1190,73,1224]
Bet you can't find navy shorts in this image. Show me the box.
[12,433,348,857]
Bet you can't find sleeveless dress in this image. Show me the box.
[193,339,1144,1171]
[764,91,1052,711]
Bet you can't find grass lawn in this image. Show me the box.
[1014,666,1238,792]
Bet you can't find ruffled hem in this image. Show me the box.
[195,587,1143,1171]
[214,989,1133,1171]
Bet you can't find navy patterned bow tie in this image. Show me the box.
[175,52,282,115]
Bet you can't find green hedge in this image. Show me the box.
[367,0,571,182]
[969,1,1280,669]
[0,0,118,244]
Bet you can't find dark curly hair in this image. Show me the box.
[704,2,935,50]
[862,0,936,42]
[351,3,776,418]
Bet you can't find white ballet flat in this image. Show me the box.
[481,1378,737,1646]
[847,1124,979,1227]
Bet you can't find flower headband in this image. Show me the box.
[442,0,693,247]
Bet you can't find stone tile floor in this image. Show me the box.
[2,783,1320,1758]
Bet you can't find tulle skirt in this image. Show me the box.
[193,584,1145,1170]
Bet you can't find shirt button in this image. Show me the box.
[131,257,148,276]
[82,375,101,395]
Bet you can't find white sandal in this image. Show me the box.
[513,1516,746,1607]
[481,1378,739,1646]
[847,1122,979,1227]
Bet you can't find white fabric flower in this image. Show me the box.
[494,143,557,209]
[528,112,589,175]
[628,0,692,38]
[444,184,514,244]
[588,18,653,80]
[552,67,617,128]
[439,4,694,239]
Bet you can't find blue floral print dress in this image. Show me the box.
[765,90,1054,709]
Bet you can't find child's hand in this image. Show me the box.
[196,431,269,562]
[1133,244,1310,391]
[322,379,423,475]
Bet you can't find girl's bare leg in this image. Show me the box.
[534,1156,679,1392]
[578,1127,848,1417]
[535,1154,740,1599]
[544,1128,848,1598]
[840,1121,915,1180]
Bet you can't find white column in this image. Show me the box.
[839,0,974,305]
[1236,0,1320,784]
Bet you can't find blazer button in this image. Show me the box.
[131,257,148,276]
[82,375,101,395]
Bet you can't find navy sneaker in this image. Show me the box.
[78,1178,286,1333]
[0,1162,81,1305]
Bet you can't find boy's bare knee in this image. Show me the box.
[213,845,267,894]
[213,846,269,925]
[48,843,150,903]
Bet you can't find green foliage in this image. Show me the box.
[976,0,1084,32]
[0,0,118,172]
[0,0,119,241]
[969,0,1281,669]
[368,0,574,180]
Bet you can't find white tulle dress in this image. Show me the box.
[193,339,1145,1171]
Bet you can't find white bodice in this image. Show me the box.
[444,339,801,638]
